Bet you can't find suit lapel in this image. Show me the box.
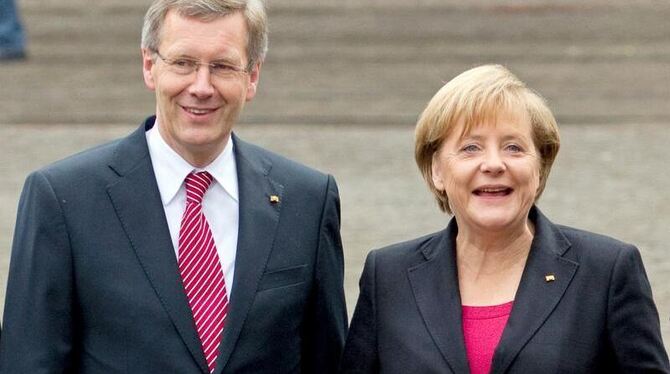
[216,134,284,372]
[490,208,579,373]
[106,119,209,373]
[407,221,470,374]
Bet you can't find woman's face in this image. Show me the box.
[431,109,541,234]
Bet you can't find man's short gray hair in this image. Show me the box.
[141,0,268,67]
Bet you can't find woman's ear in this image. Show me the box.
[431,152,445,192]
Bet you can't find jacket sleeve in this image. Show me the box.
[301,175,348,373]
[607,245,670,372]
[339,249,379,373]
[0,171,76,373]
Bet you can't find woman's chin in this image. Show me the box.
[466,213,528,234]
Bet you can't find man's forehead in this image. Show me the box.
[158,9,249,58]
[162,7,247,31]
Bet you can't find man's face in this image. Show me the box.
[142,10,260,166]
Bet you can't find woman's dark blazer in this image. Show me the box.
[340,207,669,373]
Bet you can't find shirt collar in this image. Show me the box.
[146,120,239,205]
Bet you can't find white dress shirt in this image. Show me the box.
[146,123,239,293]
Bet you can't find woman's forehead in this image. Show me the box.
[450,105,531,139]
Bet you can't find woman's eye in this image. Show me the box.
[461,144,480,153]
[505,144,523,152]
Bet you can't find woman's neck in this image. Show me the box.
[456,220,535,305]
[457,223,533,272]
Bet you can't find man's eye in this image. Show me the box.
[211,63,236,72]
[173,59,195,68]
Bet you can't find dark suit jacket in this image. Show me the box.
[340,207,669,373]
[0,117,347,373]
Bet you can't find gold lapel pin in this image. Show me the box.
[269,195,280,204]
[545,274,556,282]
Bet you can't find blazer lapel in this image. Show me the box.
[490,207,579,373]
[216,134,284,372]
[106,119,209,373]
[407,221,471,374]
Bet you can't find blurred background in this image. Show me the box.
[1,0,669,347]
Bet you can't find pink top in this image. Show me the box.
[461,301,514,374]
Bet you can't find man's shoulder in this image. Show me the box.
[233,134,330,185]
[38,138,121,177]
[35,125,143,183]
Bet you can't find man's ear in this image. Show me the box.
[245,61,262,102]
[141,48,157,91]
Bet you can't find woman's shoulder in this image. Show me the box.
[367,230,447,268]
[531,207,640,267]
[554,224,639,265]
[557,224,634,249]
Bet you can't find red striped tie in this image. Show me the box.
[178,171,228,373]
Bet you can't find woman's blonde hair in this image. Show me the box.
[415,64,560,213]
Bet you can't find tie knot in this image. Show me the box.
[185,171,213,205]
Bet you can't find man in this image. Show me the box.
[0,0,347,372]
[0,0,26,60]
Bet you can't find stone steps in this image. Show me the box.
[1,0,669,125]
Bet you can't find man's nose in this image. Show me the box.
[188,66,215,98]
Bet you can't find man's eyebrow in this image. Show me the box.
[211,56,242,64]
[166,52,197,60]
[167,51,242,62]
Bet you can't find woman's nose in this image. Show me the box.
[480,150,506,174]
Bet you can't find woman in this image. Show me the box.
[339,65,669,373]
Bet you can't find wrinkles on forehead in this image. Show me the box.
[447,98,530,144]
[158,10,249,66]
